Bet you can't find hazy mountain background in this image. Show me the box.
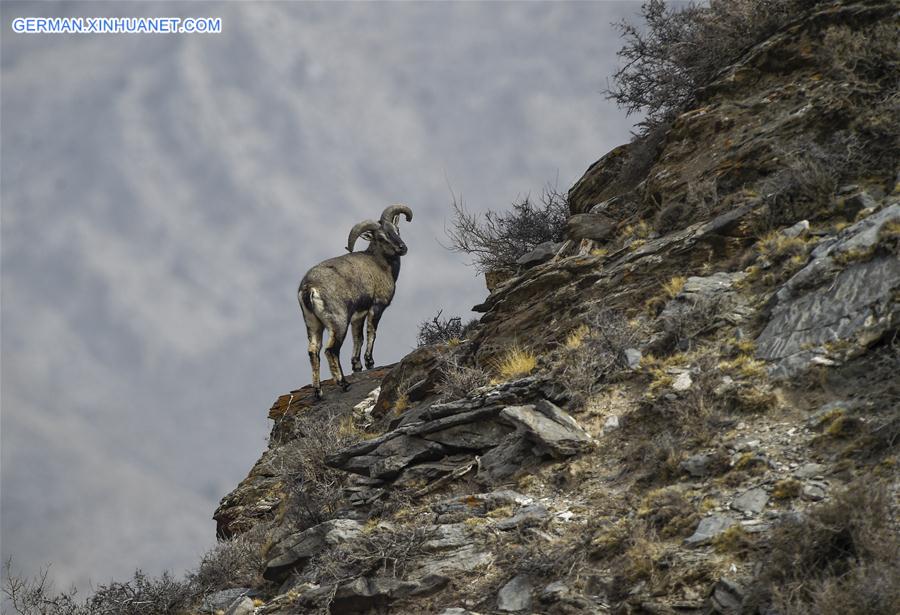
[1,0,637,590]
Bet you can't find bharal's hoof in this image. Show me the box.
[351,360,363,373]
[313,388,323,401]
[339,379,352,392]
[365,358,375,370]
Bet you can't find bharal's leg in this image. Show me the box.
[324,322,351,391]
[303,313,324,400]
[364,305,385,370]
[350,311,366,372]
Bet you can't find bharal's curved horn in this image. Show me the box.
[380,204,413,227]
[346,220,381,252]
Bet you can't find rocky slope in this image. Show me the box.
[211,2,898,613]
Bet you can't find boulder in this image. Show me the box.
[497,574,533,612]
[495,504,550,530]
[201,588,251,613]
[731,488,769,514]
[224,597,255,615]
[685,515,737,546]
[708,577,745,614]
[500,400,593,457]
[565,212,616,241]
[516,241,562,267]
[568,143,632,214]
[476,434,536,483]
[757,204,900,377]
[423,420,509,449]
[680,451,728,478]
[624,348,643,369]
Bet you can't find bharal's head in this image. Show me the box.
[346,204,413,257]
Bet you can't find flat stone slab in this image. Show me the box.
[498,574,533,612]
[757,204,900,377]
[685,514,737,546]
[731,488,769,514]
[500,400,593,457]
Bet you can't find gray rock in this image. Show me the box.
[672,372,693,391]
[423,420,509,449]
[624,348,642,369]
[224,597,255,615]
[685,515,737,546]
[476,434,536,483]
[434,490,532,517]
[516,241,561,266]
[422,524,470,550]
[740,519,772,533]
[682,271,742,296]
[731,488,769,514]
[540,581,569,603]
[604,414,620,430]
[794,463,826,479]
[802,482,827,501]
[364,435,447,479]
[843,191,877,218]
[264,519,363,582]
[732,436,761,452]
[201,588,251,613]
[757,204,900,377]
[394,455,475,488]
[680,452,726,477]
[439,609,480,615]
[782,220,810,239]
[498,574,533,612]
[565,212,616,241]
[495,504,549,530]
[709,577,745,614]
[414,544,493,578]
[500,400,593,457]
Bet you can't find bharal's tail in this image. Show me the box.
[299,283,323,315]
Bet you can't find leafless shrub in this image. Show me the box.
[277,411,364,531]
[562,309,642,409]
[4,529,271,615]
[303,522,438,590]
[86,572,192,615]
[189,525,268,596]
[3,561,85,615]
[435,355,490,401]
[757,142,839,226]
[749,481,900,615]
[607,0,818,133]
[444,186,569,273]
[821,23,900,88]
[2,560,196,615]
[416,310,478,347]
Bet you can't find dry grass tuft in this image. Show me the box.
[492,345,537,382]
[662,275,686,299]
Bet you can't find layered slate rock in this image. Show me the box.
[326,388,592,486]
[757,203,900,377]
[500,400,594,457]
[565,212,616,242]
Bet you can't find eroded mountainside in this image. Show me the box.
[208,3,899,614]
